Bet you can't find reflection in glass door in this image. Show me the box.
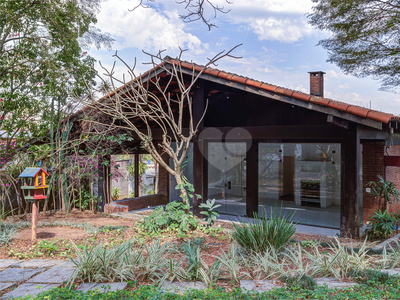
[207,142,246,216]
[258,143,341,228]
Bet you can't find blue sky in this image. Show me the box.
[89,0,400,115]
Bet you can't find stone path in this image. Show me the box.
[0,259,73,299]
[1,258,400,298]
[161,281,207,294]
[0,259,129,299]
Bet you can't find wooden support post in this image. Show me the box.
[341,123,360,238]
[31,201,38,241]
[104,154,111,206]
[193,85,207,216]
[134,153,139,198]
[246,140,258,217]
[97,156,105,212]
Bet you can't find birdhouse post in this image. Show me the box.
[18,168,49,241]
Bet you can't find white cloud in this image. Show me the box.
[215,0,316,43]
[248,18,313,43]
[95,0,206,54]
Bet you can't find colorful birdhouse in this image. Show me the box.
[18,167,49,241]
[19,167,49,202]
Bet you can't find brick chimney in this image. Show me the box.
[308,71,325,97]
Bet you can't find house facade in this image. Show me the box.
[74,61,400,238]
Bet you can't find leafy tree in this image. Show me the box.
[309,0,400,91]
[0,0,113,144]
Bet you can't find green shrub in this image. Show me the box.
[231,209,295,253]
[351,269,392,284]
[366,209,398,240]
[0,223,17,245]
[281,274,317,290]
[138,201,198,235]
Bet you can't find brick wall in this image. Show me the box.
[385,145,400,214]
[362,143,400,220]
[362,141,385,222]
[104,193,168,214]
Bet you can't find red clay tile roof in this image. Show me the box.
[176,60,400,125]
[72,58,400,125]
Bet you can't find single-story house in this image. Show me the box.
[68,59,400,238]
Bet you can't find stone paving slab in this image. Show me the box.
[0,283,15,293]
[0,268,45,283]
[0,260,23,269]
[27,267,75,284]
[1,283,59,299]
[240,280,276,292]
[381,268,400,276]
[77,282,128,293]
[372,233,400,251]
[56,260,76,268]
[13,259,62,268]
[161,281,207,293]
[316,277,357,289]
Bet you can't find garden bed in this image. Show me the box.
[1,209,399,291]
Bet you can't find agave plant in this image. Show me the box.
[282,243,316,278]
[139,239,171,282]
[231,208,295,253]
[378,241,400,269]
[250,247,283,279]
[308,238,373,279]
[215,244,246,283]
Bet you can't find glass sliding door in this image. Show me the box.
[208,142,247,216]
[258,143,341,228]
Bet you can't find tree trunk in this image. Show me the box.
[174,172,189,213]
[154,162,159,194]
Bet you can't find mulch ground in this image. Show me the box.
[0,210,374,267]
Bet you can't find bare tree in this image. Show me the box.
[130,0,232,30]
[84,46,241,207]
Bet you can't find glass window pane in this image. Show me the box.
[259,143,341,228]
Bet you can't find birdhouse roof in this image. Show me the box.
[18,167,49,178]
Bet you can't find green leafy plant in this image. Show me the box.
[281,274,317,291]
[0,223,17,245]
[366,209,398,240]
[138,201,198,235]
[179,239,203,281]
[379,241,400,269]
[73,189,92,210]
[98,225,128,234]
[35,240,60,257]
[308,238,373,279]
[367,175,400,210]
[215,244,246,283]
[231,208,295,253]
[351,269,392,284]
[111,187,122,201]
[199,199,221,228]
